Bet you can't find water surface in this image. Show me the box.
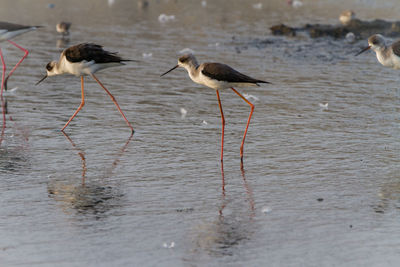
[0,0,399,266]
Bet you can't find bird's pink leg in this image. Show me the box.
[216,90,225,163]
[62,76,85,131]
[0,48,6,97]
[231,87,254,164]
[3,40,29,90]
[90,74,134,134]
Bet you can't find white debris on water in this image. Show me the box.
[208,42,220,47]
[252,3,262,9]
[319,102,328,109]
[180,108,187,118]
[163,242,175,248]
[202,120,208,125]
[158,14,176,23]
[108,0,115,7]
[288,0,303,8]
[261,206,272,214]
[243,93,259,101]
[345,32,356,43]
[142,53,153,58]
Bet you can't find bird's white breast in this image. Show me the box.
[376,50,395,68]
[61,57,95,76]
[376,54,392,68]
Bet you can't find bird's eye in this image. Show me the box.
[179,57,187,63]
[46,63,53,71]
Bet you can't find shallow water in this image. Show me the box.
[1,0,400,266]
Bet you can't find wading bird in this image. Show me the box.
[356,34,400,69]
[36,43,134,133]
[161,53,269,163]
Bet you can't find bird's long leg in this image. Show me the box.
[0,48,6,97]
[61,76,85,131]
[216,90,225,163]
[90,73,134,134]
[231,87,254,163]
[4,40,29,90]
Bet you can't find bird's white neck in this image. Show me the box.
[183,63,200,81]
[54,62,65,74]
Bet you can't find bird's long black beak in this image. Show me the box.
[36,74,48,85]
[355,46,371,56]
[160,65,179,77]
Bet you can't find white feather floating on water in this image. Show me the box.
[261,206,272,214]
[243,93,259,101]
[180,108,187,118]
[319,102,328,109]
[142,53,152,58]
[345,32,356,43]
[252,3,262,9]
[158,14,176,23]
[288,0,303,8]
[208,42,220,47]
[107,0,115,7]
[163,242,175,248]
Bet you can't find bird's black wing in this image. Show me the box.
[391,40,400,57]
[201,63,269,84]
[64,43,125,63]
[0,21,32,31]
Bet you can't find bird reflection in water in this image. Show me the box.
[0,93,30,150]
[47,132,133,217]
[372,171,400,214]
[189,163,255,257]
[0,92,30,176]
[0,52,7,145]
[62,132,87,185]
[0,94,6,146]
[56,37,70,49]
[0,112,30,173]
[219,163,255,216]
